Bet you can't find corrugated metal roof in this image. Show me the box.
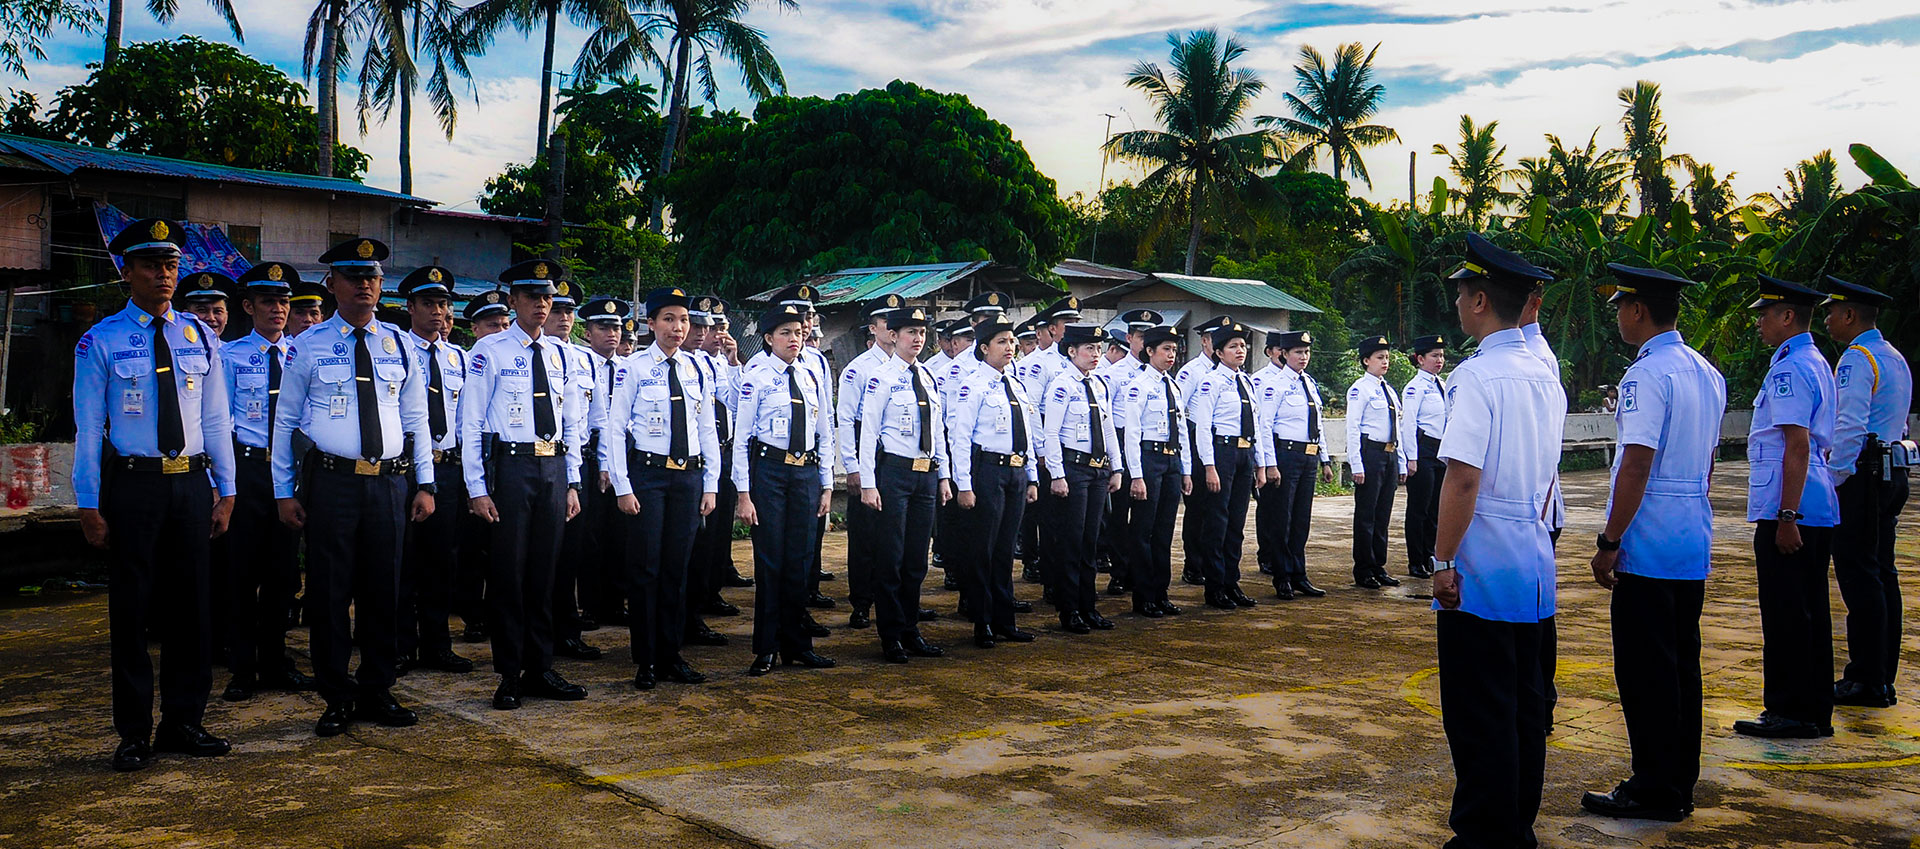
[1054,259,1147,281]
[746,261,1059,307]
[1092,272,1322,314]
[0,133,432,205]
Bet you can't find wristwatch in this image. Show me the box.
[417,483,438,496]
[1595,532,1620,552]
[568,482,583,493]
[1776,508,1803,523]
[1430,557,1456,573]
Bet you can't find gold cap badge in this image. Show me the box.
[150,220,169,240]
[534,262,549,279]
[267,264,283,282]
[556,281,570,296]
[356,240,375,259]
[988,293,1000,305]
[427,268,443,283]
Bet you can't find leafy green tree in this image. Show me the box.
[1259,42,1399,188]
[1617,81,1692,218]
[1210,247,1355,394]
[103,0,241,67]
[352,0,478,195]
[1430,115,1513,228]
[34,36,369,178]
[1330,199,1465,343]
[1103,29,1281,275]
[663,80,1072,293]
[1,0,101,77]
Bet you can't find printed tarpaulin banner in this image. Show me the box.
[93,202,251,279]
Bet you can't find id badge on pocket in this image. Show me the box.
[329,394,350,419]
[995,413,1010,434]
[647,411,666,438]
[245,399,265,421]
[121,389,145,416]
[509,403,526,428]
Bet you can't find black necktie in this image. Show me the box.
[427,342,447,443]
[910,364,932,454]
[353,328,383,458]
[1383,379,1399,446]
[667,355,689,460]
[529,340,556,440]
[1003,375,1027,454]
[267,342,283,431]
[1305,376,1322,442]
[1162,374,1179,449]
[787,365,807,450]
[1236,374,1254,438]
[1083,376,1105,457]
[153,322,185,457]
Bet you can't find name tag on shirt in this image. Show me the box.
[647,411,666,437]
[330,395,350,419]
[509,403,526,428]
[122,389,144,416]
[995,411,1010,433]
[245,399,265,421]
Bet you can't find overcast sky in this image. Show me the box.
[8,0,1918,220]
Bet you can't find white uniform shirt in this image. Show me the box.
[731,354,836,490]
[1257,365,1330,464]
[1434,327,1567,623]
[857,354,951,481]
[406,332,467,453]
[1401,369,1448,467]
[1121,366,1192,476]
[459,323,586,495]
[1831,328,1913,480]
[1344,372,1404,468]
[1610,330,1727,580]
[1521,322,1567,528]
[1747,331,1839,526]
[1040,366,1121,475]
[221,331,288,450]
[72,303,237,508]
[606,343,721,495]
[947,359,1040,491]
[1192,366,1271,467]
[273,315,435,498]
[836,345,891,474]
[1018,346,1070,419]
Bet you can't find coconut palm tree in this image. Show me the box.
[1684,161,1737,240]
[354,0,479,195]
[304,0,353,177]
[103,0,242,67]
[457,0,638,158]
[1430,114,1514,227]
[1523,130,1631,214]
[633,0,798,233]
[1617,81,1693,218]
[1103,28,1284,275]
[1257,42,1398,188]
[1749,150,1843,224]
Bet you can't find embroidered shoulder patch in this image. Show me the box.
[1837,364,1852,389]
[75,334,91,359]
[470,352,487,374]
[1773,373,1794,397]
[1620,381,1638,413]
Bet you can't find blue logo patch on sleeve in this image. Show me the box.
[1620,381,1637,413]
[469,352,486,374]
[1773,373,1794,397]
[74,335,91,359]
[1837,364,1852,389]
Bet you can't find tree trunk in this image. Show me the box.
[104,0,124,67]
[543,124,567,256]
[536,7,557,161]
[648,36,692,234]
[1183,181,1202,275]
[316,7,339,178]
[399,83,413,195]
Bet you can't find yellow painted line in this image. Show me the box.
[1722,753,1920,772]
[568,675,1384,786]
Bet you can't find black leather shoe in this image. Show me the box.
[1273,584,1296,600]
[992,627,1037,643]
[1087,613,1116,630]
[632,668,656,690]
[492,680,521,710]
[1228,588,1258,607]
[394,653,417,676]
[807,592,837,609]
[918,608,939,622]
[222,675,255,702]
[1022,565,1042,583]
[1133,601,1164,618]
[1835,679,1896,708]
[1011,599,1033,613]
[1354,575,1382,589]
[418,649,475,674]
[1206,590,1236,610]
[461,623,488,643]
[1733,712,1832,739]
[814,569,836,582]
[1060,613,1092,634]
[1257,562,1275,575]
[882,641,910,663]
[848,608,872,629]
[1156,600,1183,616]
[686,626,730,647]
[781,650,836,668]
[804,619,832,638]
[1182,569,1205,586]
[1105,578,1128,596]
[747,654,776,676]
[154,723,231,756]
[1408,565,1434,579]
[521,669,588,701]
[725,571,756,588]
[1580,784,1690,822]
[353,692,418,728]
[1375,573,1402,587]
[703,597,741,617]
[1293,579,1326,597]
[904,634,945,657]
[660,661,708,684]
[973,625,996,648]
[555,638,604,661]
[575,613,599,632]
[111,738,153,772]
[316,703,355,735]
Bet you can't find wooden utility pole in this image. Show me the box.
[1409,151,1417,208]
[1090,113,1115,263]
[543,124,567,257]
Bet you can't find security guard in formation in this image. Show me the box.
[1097,308,1159,596]
[219,261,316,702]
[734,303,837,676]
[178,271,233,339]
[180,271,238,658]
[1040,323,1123,633]
[1580,264,1727,822]
[948,313,1041,646]
[463,289,512,340]
[1014,317,1039,358]
[1017,296,1081,584]
[837,293,906,628]
[462,259,590,711]
[685,295,744,646]
[75,219,238,772]
[1120,325,1190,617]
[1429,233,1566,849]
[928,317,971,588]
[455,288,511,642]
[271,237,436,737]
[287,277,328,338]
[607,287,721,690]
[546,281,608,661]
[1822,277,1912,710]
[575,295,630,634]
[757,285,837,611]
[394,265,476,677]
[1254,330,1332,600]
[1400,334,1449,579]
[1735,274,1841,739]
[1191,321,1266,610]
[1345,335,1404,589]
[1175,315,1230,585]
[858,306,952,662]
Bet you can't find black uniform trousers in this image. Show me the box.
[454,507,491,631]
[1834,469,1910,688]
[1754,520,1835,725]
[1200,443,1256,590]
[687,448,736,634]
[1180,422,1205,581]
[1404,433,1446,571]
[1100,428,1131,577]
[106,468,214,742]
[399,458,464,659]
[226,452,299,679]
[553,437,601,643]
[1044,462,1109,616]
[302,465,407,706]
[1268,448,1320,591]
[487,453,569,680]
[1019,495,1042,571]
[1129,450,1182,607]
[870,458,939,644]
[960,457,1028,632]
[749,450,820,656]
[846,426,877,612]
[1438,610,1554,849]
[1254,476,1282,575]
[623,459,705,670]
[1611,573,1704,810]
[1352,440,1398,581]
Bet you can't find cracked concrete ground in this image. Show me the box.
[1,466,1916,848]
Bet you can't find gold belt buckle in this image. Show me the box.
[1236,438,1252,449]
[665,457,687,471]
[1305,444,1319,456]
[911,458,932,473]
[784,452,805,466]
[160,456,190,474]
[534,441,557,457]
[1383,442,1396,453]
[1008,454,1026,468]
[354,459,382,476]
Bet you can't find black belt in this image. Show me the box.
[1275,438,1320,457]
[490,437,567,457]
[1062,448,1110,470]
[311,451,411,477]
[878,452,938,473]
[631,449,704,471]
[234,443,268,462]
[1362,437,1397,453]
[432,448,462,465]
[1141,440,1178,456]
[750,439,819,467]
[1214,435,1254,450]
[1418,432,1442,447]
[120,453,208,475]
[975,448,1027,468]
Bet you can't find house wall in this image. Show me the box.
[0,186,49,270]
[180,185,392,264]
[390,214,520,282]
